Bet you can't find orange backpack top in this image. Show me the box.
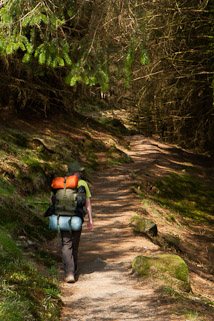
[51,175,78,189]
[51,175,79,216]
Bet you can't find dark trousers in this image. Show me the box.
[61,229,82,276]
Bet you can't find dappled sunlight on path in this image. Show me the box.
[59,135,214,321]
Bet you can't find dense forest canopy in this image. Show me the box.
[0,0,213,153]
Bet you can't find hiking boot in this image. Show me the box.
[64,274,75,283]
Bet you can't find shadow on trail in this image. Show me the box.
[62,278,192,321]
[60,135,214,321]
[76,135,214,275]
[128,136,213,180]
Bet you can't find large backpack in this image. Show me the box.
[51,175,78,216]
[50,175,82,233]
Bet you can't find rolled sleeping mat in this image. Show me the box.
[49,215,82,231]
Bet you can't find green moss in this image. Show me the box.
[0,229,22,258]
[130,215,146,229]
[107,145,132,165]
[132,254,191,292]
[130,216,147,232]
[132,255,151,277]
[130,216,156,235]
[150,173,214,223]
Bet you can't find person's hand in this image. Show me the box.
[87,221,93,231]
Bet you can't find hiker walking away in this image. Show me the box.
[49,162,93,283]
[62,162,93,283]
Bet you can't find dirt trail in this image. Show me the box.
[57,135,212,321]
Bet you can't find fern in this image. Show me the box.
[22,53,31,63]
[38,51,46,65]
[0,0,150,90]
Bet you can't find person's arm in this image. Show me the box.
[86,197,93,230]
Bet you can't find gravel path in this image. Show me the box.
[59,136,189,321]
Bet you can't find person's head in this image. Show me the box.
[67,161,85,178]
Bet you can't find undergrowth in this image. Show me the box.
[0,228,61,321]
[0,118,129,320]
[151,172,214,224]
[0,176,60,320]
[0,126,68,320]
[132,170,214,318]
[136,172,214,225]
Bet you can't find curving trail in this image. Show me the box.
[58,136,201,321]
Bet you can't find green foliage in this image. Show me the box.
[0,0,68,68]
[0,281,33,321]
[0,0,152,94]
[0,0,213,154]
[0,0,110,91]
[124,37,136,86]
[124,35,150,87]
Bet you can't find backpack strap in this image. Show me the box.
[57,214,72,237]
[57,214,60,235]
[63,177,67,196]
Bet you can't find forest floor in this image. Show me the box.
[46,135,214,321]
